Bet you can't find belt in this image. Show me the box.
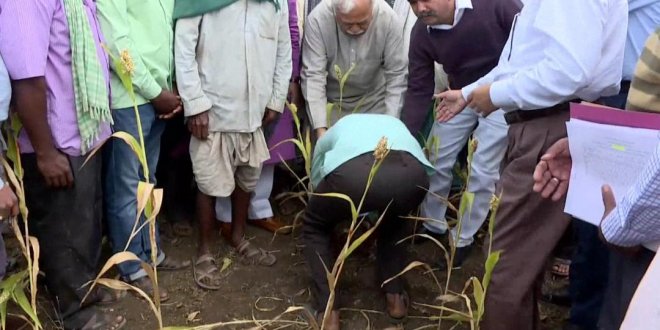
[620,80,631,93]
[504,101,576,125]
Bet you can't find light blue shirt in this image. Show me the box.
[0,55,10,190]
[311,114,434,187]
[601,142,660,251]
[624,0,660,80]
[0,55,10,122]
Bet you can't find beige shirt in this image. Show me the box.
[301,0,407,129]
[175,0,292,133]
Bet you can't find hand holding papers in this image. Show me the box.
[564,103,660,225]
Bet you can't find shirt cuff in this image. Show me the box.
[183,95,213,117]
[267,96,285,113]
[140,79,163,101]
[461,82,479,101]
[490,79,516,110]
[600,209,640,247]
[311,110,327,129]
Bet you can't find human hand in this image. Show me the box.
[467,84,497,117]
[36,149,73,189]
[187,111,210,140]
[0,185,19,220]
[315,127,327,140]
[598,185,642,257]
[152,89,182,119]
[435,89,467,122]
[288,82,304,111]
[262,108,279,128]
[533,138,571,201]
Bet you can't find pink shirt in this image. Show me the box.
[0,0,111,156]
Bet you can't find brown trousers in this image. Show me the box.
[482,110,572,330]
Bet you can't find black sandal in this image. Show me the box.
[80,311,126,330]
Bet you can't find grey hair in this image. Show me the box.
[332,0,372,14]
[332,0,357,14]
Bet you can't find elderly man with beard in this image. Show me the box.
[301,0,408,138]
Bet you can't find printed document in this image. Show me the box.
[564,119,660,225]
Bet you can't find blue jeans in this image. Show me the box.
[104,103,166,281]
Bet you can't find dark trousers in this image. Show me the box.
[569,220,609,329]
[598,248,655,330]
[568,86,631,329]
[156,116,194,223]
[482,110,572,330]
[302,151,429,310]
[22,153,103,328]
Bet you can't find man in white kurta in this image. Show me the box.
[301,0,407,138]
[175,0,292,289]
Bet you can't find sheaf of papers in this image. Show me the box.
[564,119,660,225]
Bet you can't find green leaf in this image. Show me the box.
[482,250,502,292]
[312,192,357,220]
[0,271,24,290]
[326,102,335,126]
[12,285,40,327]
[457,191,475,225]
[304,129,312,177]
[351,95,367,114]
[0,301,6,330]
[339,62,357,91]
[6,114,23,179]
[444,313,471,322]
[344,222,378,259]
[112,132,147,172]
[472,277,485,320]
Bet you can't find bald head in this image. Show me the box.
[333,0,374,36]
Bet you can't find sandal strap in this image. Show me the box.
[196,254,216,265]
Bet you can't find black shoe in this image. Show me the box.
[412,225,447,245]
[438,244,473,271]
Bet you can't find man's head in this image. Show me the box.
[332,0,374,37]
[408,0,455,26]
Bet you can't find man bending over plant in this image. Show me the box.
[302,114,433,329]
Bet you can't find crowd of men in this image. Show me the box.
[0,0,658,329]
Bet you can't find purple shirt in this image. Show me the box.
[0,0,111,156]
[265,0,300,164]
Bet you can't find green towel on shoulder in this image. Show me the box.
[174,0,279,19]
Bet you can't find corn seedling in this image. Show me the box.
[316,137,392,329]
[387,136,502,329]
[0,114,42,330]
[81,47,164,328]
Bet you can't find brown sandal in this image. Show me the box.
[193,254,223,290]
[236,240,277,266]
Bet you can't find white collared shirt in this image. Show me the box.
[462,0,629,111]
[430,0,473,30]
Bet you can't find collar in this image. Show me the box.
[428,0,473,31]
